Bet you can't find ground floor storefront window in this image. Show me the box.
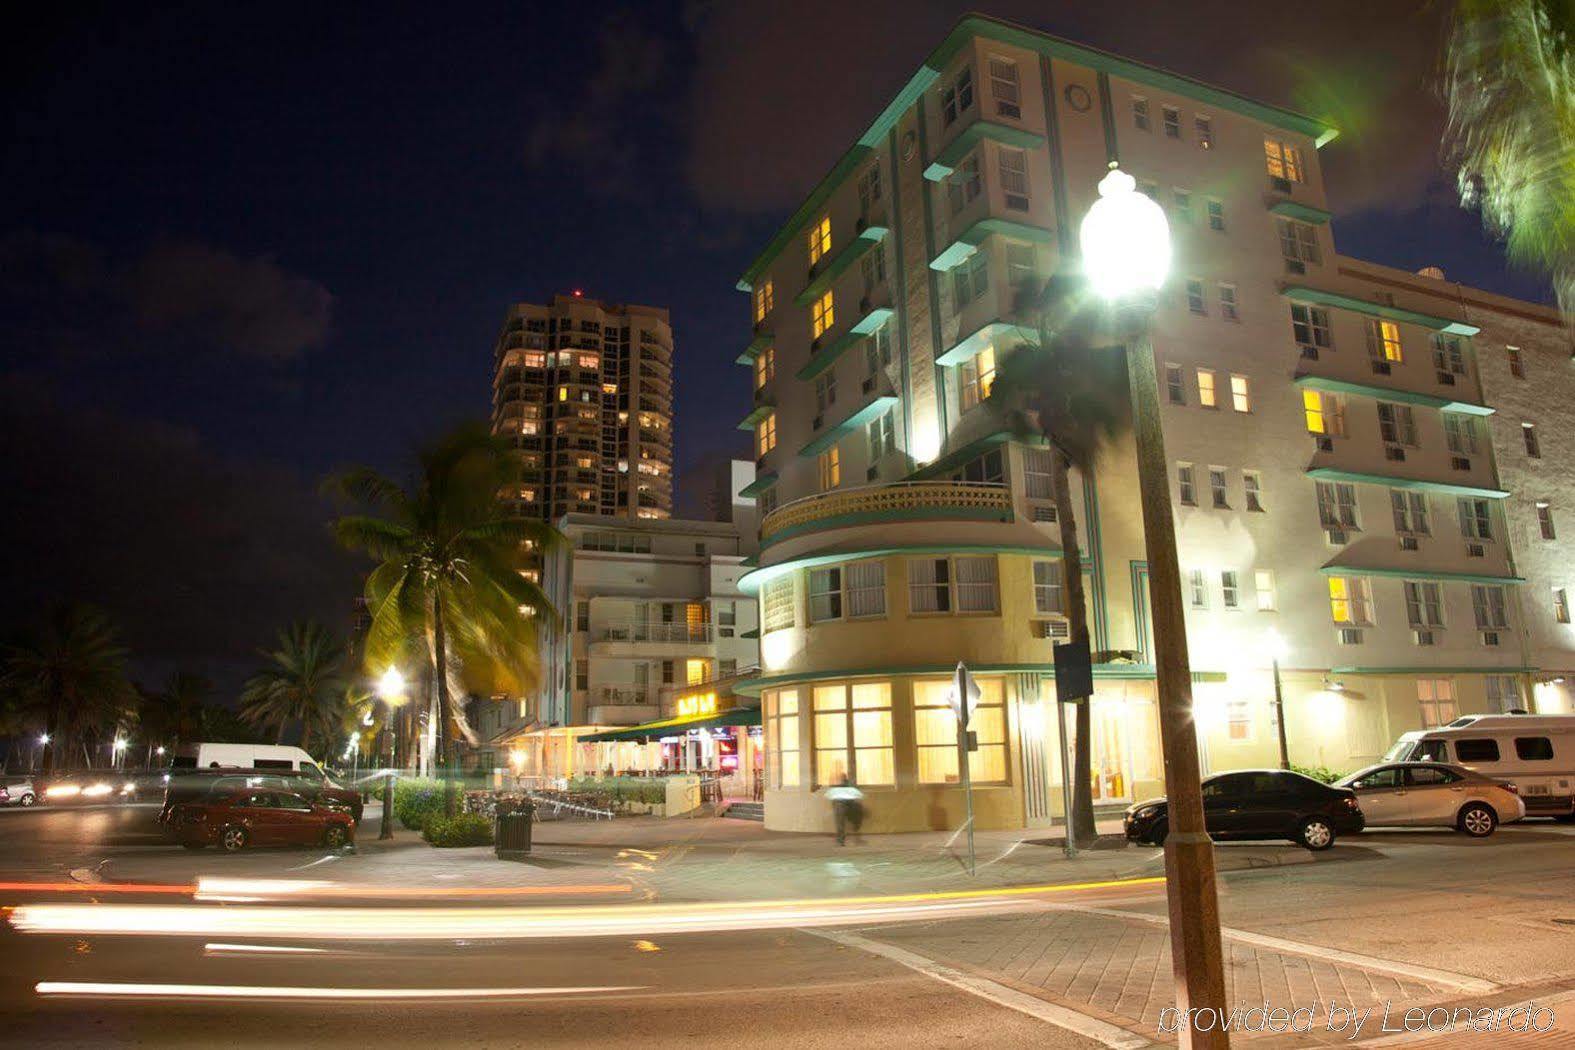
[813,682,894,786]
[913,677,1008,784]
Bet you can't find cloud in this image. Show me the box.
[682,1,1448,217]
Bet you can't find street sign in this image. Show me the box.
[946,661,982,876]
[945,661,983,726]
[1053,640,1094,702]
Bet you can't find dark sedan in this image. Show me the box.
[1124,769,1365,851]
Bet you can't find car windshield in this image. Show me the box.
[1381,739,1418,762]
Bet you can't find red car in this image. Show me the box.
[170,787,355,852]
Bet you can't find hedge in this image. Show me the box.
[1291,763,1346,785]
[392,777,448,830]
[422,813,494,847]
[566,775,666,805]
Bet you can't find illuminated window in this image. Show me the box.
[756,412,777,457]
[959,345,996,411]
[1264,138,1304,182]
[1196,368,1217,407]
[915,676,1007,784]
[1327,576,1372,625]
[557,386,568,401]
[1195,114,1214,148]
[811,290,835,339]
[1032,560,1063,614]
[1302,390,1344,436]
[1230,374,1250,412]
[813,682,894,786]
[686,659,708,686]
[753,280,775,323]
[523,351,547,368]
[1417,679,1457,727]
[577,353,599,369]
[754,347,774,389]
[808,215,832,266]
[1255,570,1277,611]
[1366,319,1403,362]
[762,575,795,632]
[575,455,594,469]
[765,689,800,788]
[817,446,840,490]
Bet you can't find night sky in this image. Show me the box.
[0,1,1554,691]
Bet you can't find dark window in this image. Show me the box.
[244,792,276,808]
[1244,772,1287,795]
[1353,768,1402,790]
[171,755,197,769]
[1515,737,1554,761]
[1454,738,1501,762]
[1202,775,1242,799]
[1406,766,1460,786]
[254,759,292,770]
[279,792,313,811]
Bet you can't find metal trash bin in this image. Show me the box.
[494,801,534,860]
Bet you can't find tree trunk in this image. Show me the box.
[433,594,457,818]
[43,685,62,774]
[1051,448,1099,845]
[274,721,287,745]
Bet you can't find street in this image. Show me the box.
[2,805,1575,1047]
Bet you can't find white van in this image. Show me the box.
[170,743,328,780]
[1383,714,1575,818]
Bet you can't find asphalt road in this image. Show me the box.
[3,804,1575,1048]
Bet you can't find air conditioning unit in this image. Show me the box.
[866,465,879,481]
[1326,527,1349,545]
[1032,505,1058,523]
[997,101,1022,119]
[1300,346,1320,361]
[1451,456,1471,471]
[855,215,869,234]
[1466,543,1486,558]
[1481,630,1502,647]
[1437,372,1457,386]
[1371,360,1392,376]
[1284,258,1307,275]
[1270,175,1294,194]
[1384,445,1406,462]
[812,414,824,430]
[1034,618,1072,640]
[1005,193,1030,211]
[1337,628,1365,645]
[1315,436,1335,453]
[859,295,873,314]
[811,336,824,352]
[1400,535,1420,551]
[1413,629,1436,646]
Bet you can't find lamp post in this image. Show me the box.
[112,737,127,771]
[36,734,49,773]
[1081,164,1229,1049]
[1266,629,1291,770]
[376,668,407,840]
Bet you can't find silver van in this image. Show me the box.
[1383,714,1575,818]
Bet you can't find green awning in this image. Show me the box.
[578,706,762,743]
[798,396,900,458]
[1268,199,1333,225]
[795,306,895,381]
[794,227,889,306]
[735,332,773,365]
[931,217,1053,272]
[738,472,778,498]
[924,122,1046,182]
[737,403,774,431]
[1293,374,1494,416]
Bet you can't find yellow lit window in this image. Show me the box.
[914,677,1008,784]
[1327,576,1369,625]
[578,353,599,369]
[753,280,775,323]
[1368,319,1403,362]
[557,386,568,402]
[1230,374,1250,412]
[1264,138,1304,182]
[1196,369,1217,407]
[960,346,997,411]
[756,412,777,456]
[754,347,774,389]
[818,446,840,490]
[686,658,708,685]
[811,290,835,339]
[1303,389,1325,434]
[766,689,800,788]
[602,382,617,395]
[812,682,893,786]
[808,216,832,265]
[576,455,594,469]
[523,351,546,368]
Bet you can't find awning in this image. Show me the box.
[578,706,762,743]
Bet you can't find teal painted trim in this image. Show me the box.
[916,93,950,446]
[735,332,772,365]
[737,404,774,431]
[1292,374,1494,416]
[930,217,1055,271]
[797,396,902,458]
[793,226,890,307]
[1039,55,1073,256]
[737,471,778,498]
[1283,286,1481,337]
[1130,561,1151,664]
[794,307,895,381]
[1305,466,1509,500]
[739,628,760,640]
[887,126,916,458]
[759,504,1014,550]
[738,542,1062,594]
[735,661,1226,696]
[1083,473,1110,653]
[1329,665,1538,677]
[924,121,1046,181]
[1269,199,1333,225]
[1317,565,1525,586]
[1096,71,1118,165]
[935,319,1039,368]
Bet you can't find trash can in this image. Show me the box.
[495,800,534,860]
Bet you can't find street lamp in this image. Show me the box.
[1080,162,1228,1050]
[375,667,409,841]
[112,737,127,771]
[1266,629,1291,770]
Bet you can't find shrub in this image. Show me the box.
[566,775,666,806]
[422,812,494,847]
[392,777,448,830]
[1291,763,1345,785]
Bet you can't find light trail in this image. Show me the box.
[35,981,642,1000]
[0,879,634,901]
[9,875,1166,942]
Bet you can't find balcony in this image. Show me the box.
[759,481,1013,544]
[589,622,714,660]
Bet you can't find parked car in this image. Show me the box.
[1336,761,1524,836]
[168,787,355,852]
[0,776,38,807]
[1124,769,1364,851]
[1383,714,1575,819]
[159,768,362,827]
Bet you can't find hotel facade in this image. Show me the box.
[732,15,1575,833]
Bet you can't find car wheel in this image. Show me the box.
[19,793,35,807]
[220,826,249,853]
[1459,803,1497,838]
[1299,817,1335,851]
[323,824,349,849]
[1149,822,1168,847]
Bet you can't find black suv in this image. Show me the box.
[1123,769,1364,851]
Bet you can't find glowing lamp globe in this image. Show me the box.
[1079,166,1171,300]
[377,667,407,702]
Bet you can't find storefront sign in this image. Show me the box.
[676,692,719,718]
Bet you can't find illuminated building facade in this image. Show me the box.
[732,14,1575,833]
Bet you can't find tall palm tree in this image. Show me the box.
[1,604,136,772]
[1444,0,1575,309]
[239,622,348,754]
[988,273,1128,846]
[328,422,557,816]
[138,670,212,753]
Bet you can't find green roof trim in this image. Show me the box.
[935,319,1039,368]
[737,404,774,431]
[1306,466,1509,500]
[924,121,1047,181]
[578,705,762,743]
[735,332,773,366]
[907,429,1044,481]
[734,661,1225,696]
[1317,565,1525,586]
[1269,199,1333,225]
[739,627,760,640]
[738,542,1062,594]
[1330,665,1538,677]
[798,396,901,458]
[1293,374,1495,416]
[794,227,889,306]
[737,471,778,498]
[1283,286,1481,337]
[931,217,1054,272]
[795,306,895,381]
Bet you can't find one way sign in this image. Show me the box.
[945,661,983,727]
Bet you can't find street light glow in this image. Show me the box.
[1079,165,1171,300]
[38,734,49,746]
[377,667,407,702]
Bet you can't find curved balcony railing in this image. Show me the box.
[595,621,713,644]
[759,481,1011,543]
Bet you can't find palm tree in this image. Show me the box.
[138,670,212,754]
[239,622,348,755]
[1444,0,1575,309]
[1,604,136,772]
[328,422,557,816]
[988,273,1128,846]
